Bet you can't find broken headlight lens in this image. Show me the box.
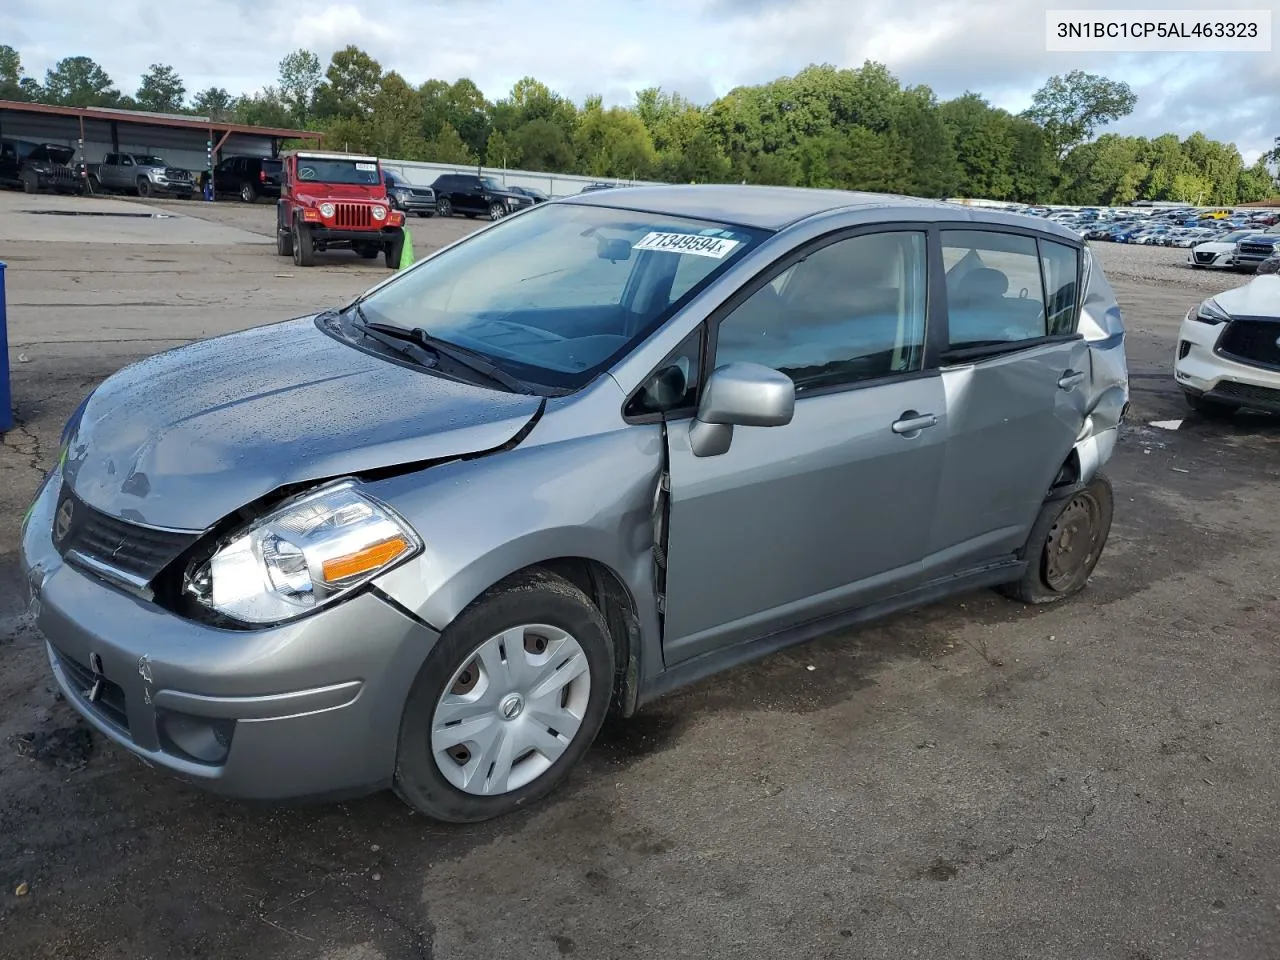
[186,480,421,625]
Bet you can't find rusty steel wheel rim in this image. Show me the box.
[1044,492,1103,592]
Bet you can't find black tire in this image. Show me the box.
[87,175,101,195]
[436,197,452,217]
[292,222,315,267]
[21,171,38,194]
[384,229,404,268]
[393,569,615,823]
[1184,391,1239,418]
[240,182,257,204]
[999,473,1114,605]
[136,178,151,198]
[276,228,293,257]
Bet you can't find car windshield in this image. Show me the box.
[357,201,766,390]
[296,158,380,185]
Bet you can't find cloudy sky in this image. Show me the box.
[3,0,1276,162]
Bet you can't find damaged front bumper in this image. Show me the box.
[21,469,439,802]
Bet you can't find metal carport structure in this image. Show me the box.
[0,100,321,193]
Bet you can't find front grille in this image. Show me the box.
[334,203,372,228]
[1211,381,1280,410]
[1218,319,1280,371]
[1238,243,1272,258]
[53,488,199,585]
[1194,251,1217,264]
[56,648,130,733]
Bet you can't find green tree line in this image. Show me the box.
[2,44,1274,205]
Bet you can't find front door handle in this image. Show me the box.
[1058,370,1086,390]
[891,413,938,435]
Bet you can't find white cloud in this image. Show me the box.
[2,0,1275,160]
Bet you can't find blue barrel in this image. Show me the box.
[0,261,11,433]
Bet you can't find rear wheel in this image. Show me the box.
[392,569,615,823]
[240,182,257,203]
[436,197,452,217]
[999,473,1114,604]
[292,222,315,267]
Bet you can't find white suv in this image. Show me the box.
[1175,273,1280,416]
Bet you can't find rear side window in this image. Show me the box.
[1039,240,1080,336]
[941,230,1047,351]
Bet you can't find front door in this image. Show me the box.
[925,228,1091,573]
[661,228,947,665]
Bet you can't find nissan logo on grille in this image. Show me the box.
[53,497,74,545]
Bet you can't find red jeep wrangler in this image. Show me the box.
[276,151,405,268]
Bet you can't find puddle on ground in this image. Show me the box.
[22,209,174,219]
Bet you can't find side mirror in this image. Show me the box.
[689,362,795,458]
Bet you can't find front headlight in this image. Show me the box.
[186,480,421,626]
[395,189,411,201]
[371,205,387,220]
[319,202,336,218]
[1193,298,1231,325]
[148,170,165,181]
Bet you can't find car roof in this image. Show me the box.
[290,151,379,163]
[561,183,1081,239]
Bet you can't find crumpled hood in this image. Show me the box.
[1213,275,1280,319]
[63,317,541,530]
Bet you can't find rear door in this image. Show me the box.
[660,227,948,664]
[924,227,1090,575]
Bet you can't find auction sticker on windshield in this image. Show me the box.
[356,162,377,171]
[634,232,742,259]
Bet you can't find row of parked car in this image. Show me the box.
[989,202,1280,274]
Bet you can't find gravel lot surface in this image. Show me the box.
[1,193,1278,960]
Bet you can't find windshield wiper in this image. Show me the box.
[357,312,533,394]
[350,306,441,370]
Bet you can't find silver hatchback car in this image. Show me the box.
[22,186,1129,822]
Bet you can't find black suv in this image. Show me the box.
[1,139,81,194]
[213,155,284,203]
[384,169,437,217]
[430,173,534,220]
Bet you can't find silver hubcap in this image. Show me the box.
[432,624,591,796]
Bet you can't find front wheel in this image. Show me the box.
[276,228,293,257]
[488,201,506,221]
[384,229,404,269]
[1185,391,1239,418]
[393,569,615,823]
[136,178,152,198]
[21,171,38,194]
[292,222,315,267]
[999,473,1114,604]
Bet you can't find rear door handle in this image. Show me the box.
[1058,370,1086,390]
[891,413,938,435]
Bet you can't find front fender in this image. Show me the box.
[368,422,665,652]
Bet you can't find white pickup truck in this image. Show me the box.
[86,152,195,198]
